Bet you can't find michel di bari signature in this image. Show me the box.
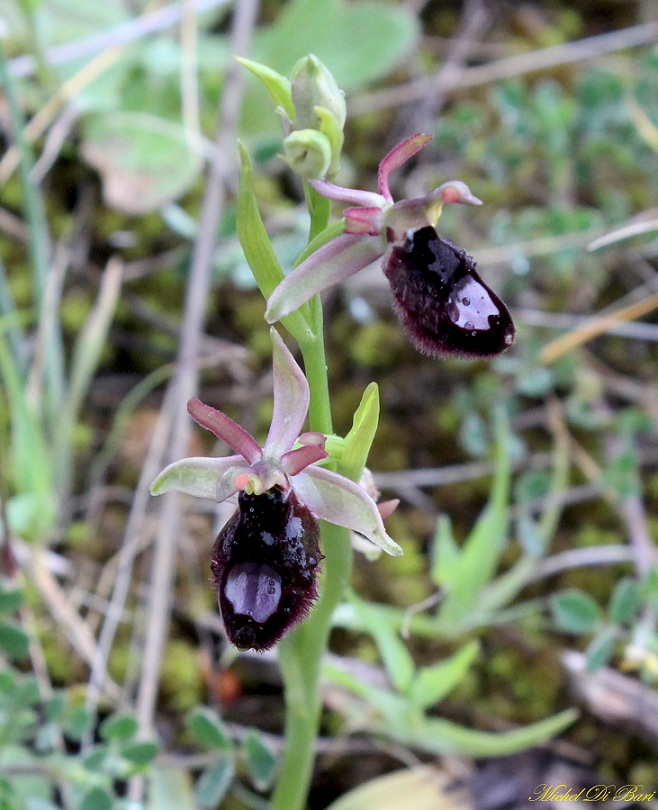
[529,784,656,802]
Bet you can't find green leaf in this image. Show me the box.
[585,627,617,671]
[352,598,415,693]
[0,622,29,660]
[387,709,579,758]
[0,334,56,541]
[243,729,278,792]
[608,577,642,625]
[0,747,52,806]
[408,642,480,711]
[64,706,93,742]
[236,57,294,119]
[81,112,201,214]
[0,586,24,614]
[80,787,112,810]
[148,767,196,810]
[187,707,232,750]
[340,383,379,483]
[195,755,235,809]
[100,713,139,742]
[434,406,511,630]
[120,740,160,766]
[14,676,40,708]
[430,515,459,587]
[236,142,311,343]
[255,0,418,91]
[322,662,407,728]
[551,589,601,634]
[83,746,109,772]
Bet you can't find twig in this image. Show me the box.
[373,451,551,490]
[527,546,635,583]
[539,290,658,364]
[404,0,492,133]
[24,550,123,702]
[134,0,260,738]
[7,0,234,79]
[350,20,658,117]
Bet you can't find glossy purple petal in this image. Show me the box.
[264,329,310,458]
[211,487,321,651]
[383,226,515,358]
[150,455,247,500]
[308,177,384,208]
[188,398,262,464]
[292,466,402,556]
[378,133,432,203]
[265,234,383,323]
[280,443,328,476]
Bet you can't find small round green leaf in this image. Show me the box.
[80,787,112,810]
[64,706,93,742]
[120,740,160,766]
[243,729,277,792]
[608,577,641,625]
[0,622,29,660]
[0,587,24,614]
[100,713,139,742]
[195,755,235,809]
[585,627,616,672]
[187,707,232,750]
[550,589,601,634]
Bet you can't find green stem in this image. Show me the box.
[272,522,351,810]
[272,191,352,810]
[298,298,332,435]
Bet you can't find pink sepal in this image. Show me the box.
[378,133,432,203]
[187,398,262,464]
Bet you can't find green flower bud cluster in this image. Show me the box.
[237,54,345,179]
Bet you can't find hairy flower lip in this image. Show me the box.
[150,328,401,556]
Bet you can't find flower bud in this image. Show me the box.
[281,129,332,179]
[211,486,322,651]
[291,54,346,131]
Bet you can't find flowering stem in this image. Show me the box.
[298,297,332,434]
[272,196,353,810]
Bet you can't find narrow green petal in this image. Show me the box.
[340,382,379,483]
[235,57,294,119]
[236,143,312,342]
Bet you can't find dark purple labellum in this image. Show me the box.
[383,226,515,359]
[211,486,322,652]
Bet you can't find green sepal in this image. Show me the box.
[235,57,294,120]
[340,382,379,483]
[236,142,312,342]
[315,105,344,175]
[281,129,332,179]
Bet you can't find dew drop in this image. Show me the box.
[462,297,470,306]
[464,320,474,330]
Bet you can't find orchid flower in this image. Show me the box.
[150,329,401,650]
[266,134,515,359]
